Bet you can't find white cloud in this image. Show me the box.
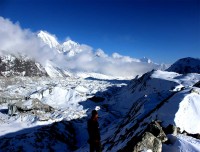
[63,48,159,77]
[0,17,56,64]
[0,16,161,78]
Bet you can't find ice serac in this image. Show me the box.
[167,57,200,74]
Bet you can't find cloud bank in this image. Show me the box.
[64,49,159,77]
[0,16,161,78]
[0,17,56,63]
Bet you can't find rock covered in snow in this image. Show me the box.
[133,132,162,152]
[147,121,168,143]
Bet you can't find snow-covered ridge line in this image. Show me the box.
[102,70,200,152]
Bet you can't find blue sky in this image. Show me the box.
[0,0,199,63]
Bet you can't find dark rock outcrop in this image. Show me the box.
[133,132,162,152]
[164,124,179,136]
[0,54,48,77]
[146,121,168,142]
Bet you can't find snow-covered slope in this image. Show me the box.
[100,70,200,151]
[0,66,200,151]
[167,57,200,74]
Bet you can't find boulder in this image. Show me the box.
[164,124,178,136]
[31,98,54,112]
[147,121,168,142]
[133,132,162,152]
[8,103,18,116]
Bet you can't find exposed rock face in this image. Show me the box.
[133,132,162,152]
[147,121,168,142]
[164,124,179,136]
[0,54,48,77]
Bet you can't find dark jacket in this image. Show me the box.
[87,118,101,142]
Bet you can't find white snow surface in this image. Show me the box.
[163,134,200,152]
[0,70,200,151]
[0,76,126,137]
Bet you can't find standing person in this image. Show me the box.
[87,110,101,152]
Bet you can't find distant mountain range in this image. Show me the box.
[38,30,159,62]
[38,31,83,56]
[0,30,199,78]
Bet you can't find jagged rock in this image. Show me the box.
[8,103,18,116]
[194,81,200,88]
[182,131,200,140]
[32,98,54,112]
[14,98,54,114]
[164,124,178,136]
[133,132,162,152]
[147,121,168,142]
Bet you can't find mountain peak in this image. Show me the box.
[140,57,153,63]
[37,30,59,48]
[62,39,79,52]
[167,57,200,74]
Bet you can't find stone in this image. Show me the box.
[147,121,168,142]
[133,132,162,152]
[8,103,18,116]
[164,124,178,136]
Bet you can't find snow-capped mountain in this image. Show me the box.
[38,31,172,79]
[140,57,153,63]
[167,57,200,74]
[62,39,79,52]
[38,31,59,49]
[38,30,81,56]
